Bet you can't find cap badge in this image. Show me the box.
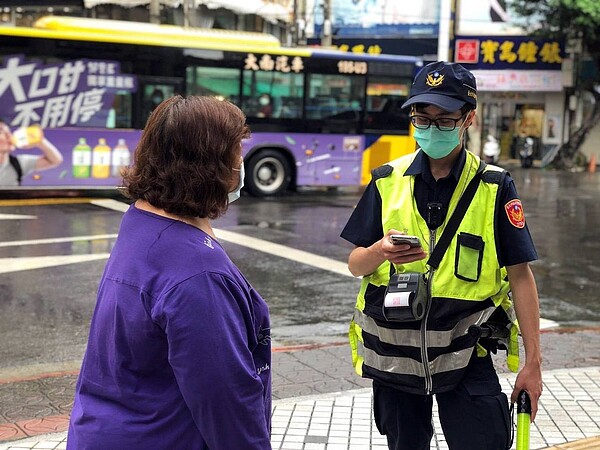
[426,71,444,87]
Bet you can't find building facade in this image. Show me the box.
[0,0,292,40]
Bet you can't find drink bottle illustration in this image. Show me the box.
[92,138,111,179]
[11,124,43,148]
[111,138,130,177]
[72,137,92,178]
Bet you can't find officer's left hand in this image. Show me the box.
[382,229,427,265]
[511,362,542,421]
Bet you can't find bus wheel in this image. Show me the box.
[245,150,292,197]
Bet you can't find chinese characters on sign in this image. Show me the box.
[0,55,137,128]
[470,70,563,92]
[244,53,304,73]
[335,44,382,55]
[455,37,564,71]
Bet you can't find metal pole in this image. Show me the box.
[149,0,160,24]
[290,0,297,45]
[448,0,457,62]
[321,0,332,47]
[437,0,451,62]
[298,0,307,45]
[183,0,191,27]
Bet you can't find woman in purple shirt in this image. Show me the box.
[68,96,271,449]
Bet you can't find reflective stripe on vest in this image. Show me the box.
[353,305,497,348]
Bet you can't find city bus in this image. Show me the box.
[0,15,421,196]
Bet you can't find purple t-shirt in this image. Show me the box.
[68,204,271,450]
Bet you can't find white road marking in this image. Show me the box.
[0,199,559,330]
[540,318,559,330]
[0,254,110,274]
[90,198,129,212]
[214,229,353,278]
[0,234,118,248]
[0,213,37,219]
[92,199,354,277]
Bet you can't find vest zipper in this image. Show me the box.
[421,228,437,394]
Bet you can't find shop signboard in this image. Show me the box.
[471,70,563,91]
[455,36,565,71]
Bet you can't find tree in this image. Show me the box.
[510,0,600,169]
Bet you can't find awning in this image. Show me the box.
[83,0,291,22]
[84,0,181,6]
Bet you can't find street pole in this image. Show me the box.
[321,0,332,47]
[149,0,160,24]
[290,0,298,46]
[448,0,457,62]
[183,0,191,28]
[297,0,307,45]
[437,0,451,62]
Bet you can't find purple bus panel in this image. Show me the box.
[243,132,364,187]
[12,129,363,188]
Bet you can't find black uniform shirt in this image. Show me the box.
[340,150,538,267]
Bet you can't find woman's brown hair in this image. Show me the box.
[122,95,249,219]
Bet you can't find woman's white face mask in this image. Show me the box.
[228,162,245,203]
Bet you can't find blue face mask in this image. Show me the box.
[413,124,465,160]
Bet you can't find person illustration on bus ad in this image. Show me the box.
[0,120,64,186]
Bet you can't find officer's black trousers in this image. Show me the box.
[373,351,511,450]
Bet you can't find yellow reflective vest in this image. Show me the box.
[349,150,519,395]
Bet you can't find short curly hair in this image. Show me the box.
[122,96,249,219]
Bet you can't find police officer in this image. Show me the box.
[341,61,542,450]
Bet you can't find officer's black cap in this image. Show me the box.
[401,61,477,112]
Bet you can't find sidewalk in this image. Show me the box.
[1,365,598,450]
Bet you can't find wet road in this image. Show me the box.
[0,164,599,380]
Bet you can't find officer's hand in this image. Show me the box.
[511,362,542,421]
[381,230,427,265]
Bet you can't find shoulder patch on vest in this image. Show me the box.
[371,164,393,180]
[505,199,525,228]
[481,170,504,185]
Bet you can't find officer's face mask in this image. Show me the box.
[228,161,245,203]
[414,117,468,160]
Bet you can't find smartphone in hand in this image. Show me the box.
[390,234,422,248]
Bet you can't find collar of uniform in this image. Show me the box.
[404,148,466,182]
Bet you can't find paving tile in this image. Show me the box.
[0,425,26,442]
[13,417,69,438]
[2,364,600,449]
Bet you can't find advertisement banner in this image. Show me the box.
[0,54,137,129]
[457,0,525,35]
[311,0,440,38]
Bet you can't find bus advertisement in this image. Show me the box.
[0,16,421,196]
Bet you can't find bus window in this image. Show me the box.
[140,83,178,125]
[364,76,411,133]
[306,74,364,132]
[186,66,241,104]
[106,90,133,129]
[242,70,304,119]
